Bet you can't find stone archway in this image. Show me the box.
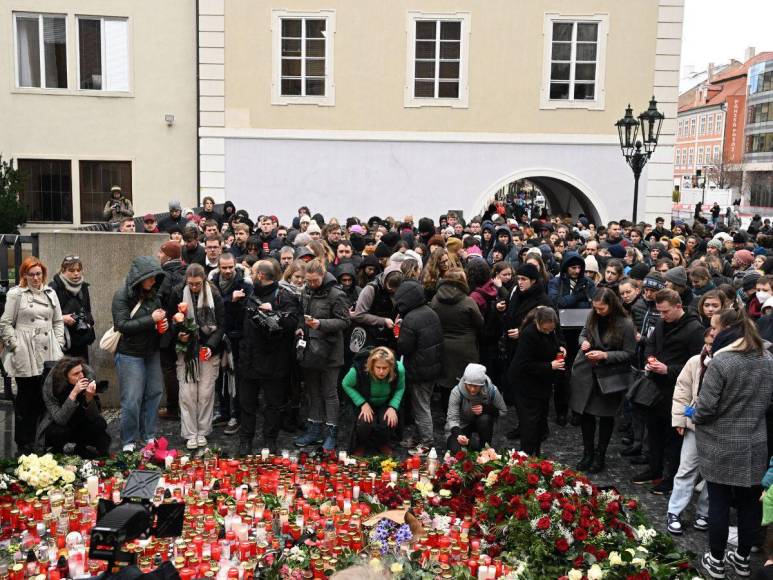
[471,168,608,225]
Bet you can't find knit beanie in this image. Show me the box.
[375,242,392,259]
[160,241,181,260]
[734,249,754,268]
[516,263,540,281]
[628,262,650,281]
[608,244,626,259]
[707,239,723,251]
[446,237,463,254]
[743,271,762,291]
[584,255,599,274]
[664,266,688,288]
[643,272,665,291]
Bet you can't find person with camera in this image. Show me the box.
[102,185,134,225]
[34,356,110,457]
[49,256,95,362]
[238,260,299,455]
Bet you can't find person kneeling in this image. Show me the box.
[342,347,404,455]
[445,363,507,454]
[35,357,110,458]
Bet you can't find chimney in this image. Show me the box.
[745,46,756,62]
[708,62,715,81]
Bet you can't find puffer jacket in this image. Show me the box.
[547,252,596,309]
[299,272,350,368]
[445,377,507,436]
[111,256,166,358]
[394,280,443,382]
[671,349,710,431]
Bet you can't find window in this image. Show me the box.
[77,17,129,91]
[541,13,608,110]
[678,149,683,166]
[687,147,694,167]
[699,115,706,135]
[14,13,67,89]
[713,145,720,163]
[677,120,683,137]
[697,147,704,165]
[405,12,470,108]
[79,161,132,223]
[17,159,72,222]
[715,112,722,133]
[690,118,696,136]
[272,10,335,106]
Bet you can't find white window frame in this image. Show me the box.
[715,112,722,133]
[75,15,131,93]
[405,11,471,108]
[677,120,683,137]
[687,147,694,167]
[12,11,68,90]
[690,118,696,136]
[697,146,704,165]
[540,12,609,110]
[713,145,720,163]
[271,10,336,106]
[699,115,706,135]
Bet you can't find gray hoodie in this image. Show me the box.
[445,369,507,436]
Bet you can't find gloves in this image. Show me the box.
[683,405,696,418]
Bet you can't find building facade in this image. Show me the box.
[744,57,773,206]
[0,0,198,227]
[199,0,684,225]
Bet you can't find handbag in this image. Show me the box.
[296,329,335,369]
[594,362,635,395]
[626,368,663,407]
[99,300,143,354]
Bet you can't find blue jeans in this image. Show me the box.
[116,351,163,446]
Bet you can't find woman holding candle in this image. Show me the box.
[34,356,110,457]
[342,346,405,455]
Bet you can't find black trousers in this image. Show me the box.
[216,338,240,420]
[44,415,111,458]
[515,393,550,456]
[160,347,179,412]
[446,414,496,454]
[66,344,90,363]
[239,376,288,443]
[15,375,44,449]
[707,482,762,559]
[354,405,396,452]
[646,397,682,479]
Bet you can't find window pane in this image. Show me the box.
[416,21,436,40]
[79,160,131,223]
[438,81,459,98]
[574,83,595,100]
[549,82,570,100]
[577,23,598,41]
[16,16,41,87]
[305,39,325,58]
[282,39,301,57]
[18,159,72,223]
[576,43,597,61]
[305,19,325,38]
[281,19,301,38]
[439,61,459,80]
[550,63,570,81]
[552,23,572,41]
[415,41,435,59]
[104,19,129,91]
[79,19,101,89]
[414,80,435,98]
[440,41,460,59]
[281,58,301,76]
[43,16,67,88]
[281,78,301,95]
[305,58,325,77]
[305,78,324,96]
[414,60,435,79]
[440,21,461,40]
[575,63,596,81]
[551,42,571,61]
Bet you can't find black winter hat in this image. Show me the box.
[374,242,392,258]
[381,231,400,249]
[517,263,540,281]
[608,244,626,259]
[358,254,381,271]
[418,217,435,236]
[349,233,366,253]
[492,243,509,256]
[628,262,650,281]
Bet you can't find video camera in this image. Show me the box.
[246,302,286,336]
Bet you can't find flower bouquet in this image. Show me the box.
[140,437,177,466]
[15,453,75,492]
[172,302,199,382]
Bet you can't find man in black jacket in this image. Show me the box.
[158,201,186,233]
[633,288,704,494]
[182,229,206,267]
[395,280,443,453]
[156,241,186,420]
[239,260,299,455]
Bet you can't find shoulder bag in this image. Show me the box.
[99,300,143,354]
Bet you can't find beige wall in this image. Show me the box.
[0,0,198,225]
[224,0,659,135]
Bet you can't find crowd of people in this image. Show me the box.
[3,193,773,578]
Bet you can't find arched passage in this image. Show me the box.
[471,168,608,225]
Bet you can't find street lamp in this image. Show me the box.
[615,96,664,223]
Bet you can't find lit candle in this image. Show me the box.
[86,476,99,502]
[165,455,174,470]
[261,448,270,460]
[180,456,189,467]
[338,451,347,462]
[352,485,360,500]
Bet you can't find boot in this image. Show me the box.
[294,421,324,447]
[282,407,301,433]
[322,424,338,452]
[238,439,253,457]
[587,448,607,474]
[576,447,594,471]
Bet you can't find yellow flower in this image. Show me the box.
[61,470,75,484]
[390,562,403,573]
[439,489,451,498]
[381,458,397,473]
[632,558,646,568]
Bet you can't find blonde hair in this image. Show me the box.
[366,346,397,382]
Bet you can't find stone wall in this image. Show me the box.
[37,231,168,407]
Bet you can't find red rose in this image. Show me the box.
[627,499,638,509]
[561,510,574,523]
[597,549,608,560]
[572,527,588,541]
[515,506,528,520]
[462,460,474,473]
[585,545,597,556]
[455,451,466,461]
[555,538,569,553]
[536,516,551,530]
[488,495,502,508]
[606,501,620,515]
[552,475,565,487]
[527,473,539,486]
[540,502,551,512]
[540,460,554,476]
[573,556,584,568]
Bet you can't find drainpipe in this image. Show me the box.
[195,0,201,208]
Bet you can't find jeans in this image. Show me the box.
[707,481,761,559]
[177,354,221,440]
[515,394,549,456]
[667,429,709,518]
[409,380,435,447]
[446,414,496,454]
[116,351,163,446]
[304,368,340,426]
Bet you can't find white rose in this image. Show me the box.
[587,564,604,580]
[61,471,75,484]
[608,551,622,566]
[632,558,646,569]
[390,563,403,573]
[567,570,583,580]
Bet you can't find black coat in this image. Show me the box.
[394,280,443,383]
[240,281,300,378]
[508,323,562,399]
[299,272,350,368]
[158,259,186,348]
[158,215,186,233]
[505,281,554,332]
[644,312,705,393]
[49,274,95,350]
[210,270,253,338]
[182,244,206,267]
[111,257,165,358]
[167,281,226,354]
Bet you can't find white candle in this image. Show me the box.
[165,455,174,470]
[180,456,189,466]
[86,476,99,502]
[195,480,203,492]
[390,471,398,483]
[338,450,347,462]
[352,485,360,500]
[343,499,351,515]
[261,448,270,460]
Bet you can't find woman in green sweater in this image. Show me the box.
[342,346,405,455]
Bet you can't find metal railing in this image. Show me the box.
[0,234,38,286]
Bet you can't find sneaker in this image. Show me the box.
[666,513,683,536]
[650,479,673,495]
[631,470,660,484]
[224,419,241,435]
[693,515,709,531]
[197,435,207,447]
[212,414,228,427]
[725,550,751,577]
[701,552,726,579]
[186,438,198,450]
[409,444,430,456]
[122,443,136,452]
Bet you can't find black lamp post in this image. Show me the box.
[615,96,664,224]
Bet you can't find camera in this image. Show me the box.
[247,303,285,335]
[72,311,91,332]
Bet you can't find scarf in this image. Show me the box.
[183,282,218,336]
[712,327,743,355]
[59,275,84,296]
[218,272,237,296]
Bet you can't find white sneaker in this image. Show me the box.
[122,443,135,452]
[197,435,207,448]
[186,438,199,450]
